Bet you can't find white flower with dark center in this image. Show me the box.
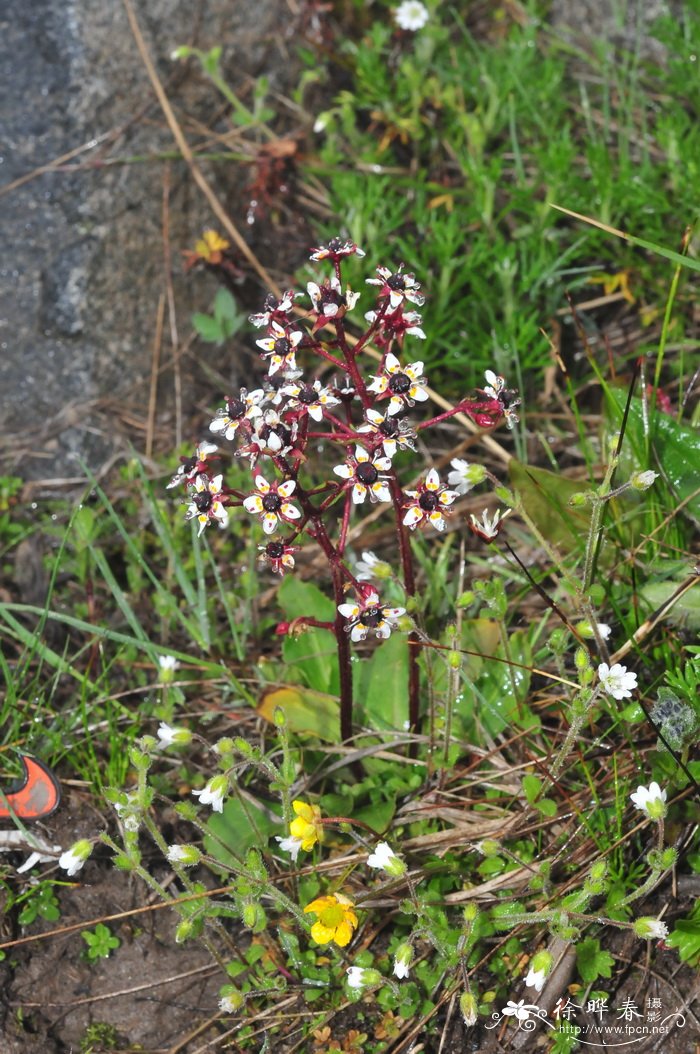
[280,378,340,422]
[597,662,637,700]
[210,388,264,440]
[469,507,512,541]
[403,469,457,532]
[482,369,521,429]
[249,409,297,457]
[366,265,425,309]
[447,458,486,495]
[58,839,92,877]
[243,475,301,535]
[333,446,392,504]
[166,441,218,489]
[346,966,367,989]
[367,352,429,416]
[185,474,229,536]
[630,781,667,819]
[248,289,298,329]
[258,540,299,575]
[307,276,360,320]
[338,591,406,643]
[255,321,303,375]
[192,774,228,813]
[395,0,429,31]
[310,238,365,261]
[357,407,417,457]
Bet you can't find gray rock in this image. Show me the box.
[0,0,304,486]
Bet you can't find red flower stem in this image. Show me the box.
[415,398,501,431]
[302,342,346,372]
[388,473,421,740]
[335,320,373,409]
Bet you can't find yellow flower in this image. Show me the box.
[289,799,324,852]
[304,892,358,947]
[195,229,230,261]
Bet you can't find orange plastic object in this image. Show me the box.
[0,754,61,820]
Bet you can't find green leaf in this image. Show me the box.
[205,795,281,867]
[360,632,409,731]
[509,460,595,556]
[605,391,700,520]
[576,937,615,982]
[213,288,238,323]
[668,905,700,965]
[638,577,700,630]
[257,686,339,741]
[522,774,542,804]
[277,577,337,694]
[192,313,224,344]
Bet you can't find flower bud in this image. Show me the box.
[633,916,668,940]
[629,470,658,492]
[457,590,475,607]
[175,919,195,943]
[219,986,244,1013]
[460,991,478,1027]
[448,650,462,670]
[167,844,201,867]
[463,903,479,923]
[214,737,234,755]
[574,647,590,671]
[347,966,381,989]
[476,839,501,858]
[273,707,287,727]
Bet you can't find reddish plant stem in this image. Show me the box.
[388,474,421,740]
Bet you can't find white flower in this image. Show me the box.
[209,388,263,440]
[367,841,406,876]
[255,321,303,375]
[192,775,228,813]
[447,459,486,495]
[346,966,367,989]
[630,781,667,819]
[395,0,429,31]
[157,722,192,748]
[469,507,512,541]
[393,942,412,979]
[524,950,552,992]
[58,839,92,877]
[275,835,303,862]
[634,916,669,940]
[367,352,429,416]
[280,378,340,422]
[597,662,638,700]
[185,474,229,536]
[333,446,392,504]
[403,468,457,532]
[355,550,392,581]
[158,655,179,673]
[242,475,301,534]
[338,591,406,643]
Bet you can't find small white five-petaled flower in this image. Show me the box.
[58,839,92,877]
[157,722,192,748]
[630,781,667,819]
[192,775,228,813]
[597,662,638,700]
[634,917,669,940]
[447,458,486,495]
[393,942,413,979]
